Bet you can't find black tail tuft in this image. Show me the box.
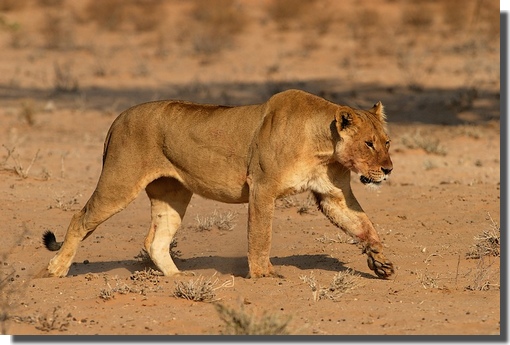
[42,230,62,251]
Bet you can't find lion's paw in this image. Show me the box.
[365,247,394,279]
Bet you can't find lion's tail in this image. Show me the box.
[102,126,114,166]
[42,230,63,251]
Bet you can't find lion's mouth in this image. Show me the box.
[360,175,382,185]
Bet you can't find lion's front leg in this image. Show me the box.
[246,180,278,278]
[313,191,394,279]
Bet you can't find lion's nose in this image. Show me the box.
[382,167,392,175]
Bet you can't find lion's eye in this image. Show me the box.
[365,141,374,149]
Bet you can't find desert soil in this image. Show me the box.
[0,0,501,337]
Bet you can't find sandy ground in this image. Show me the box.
[0,0,501,337]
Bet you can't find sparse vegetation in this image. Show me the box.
[423,159,438,171]
[7,306,71,333]
[464,214,500,291]
[315,233,354,244]
[416,270,445,290]
[41,9,74,50]
[84,0,164,32]
[214,303,291,335]
[173,273,234,303]
[276,193,316,215]
[2,145,40,179]
[178,0,246,58]
[401,3,434,29]
[99,269,162,300]
[49,193,81,211]
[265,0,315,31]
[19,100,36,126]
[466,213,500,259]
[300,270,363,302]
[53,61,79,93]
[192,210,237,232]
[400,130,447,156]
[34,306,71,332]
[0,257,16,335]
[0,0,26,11]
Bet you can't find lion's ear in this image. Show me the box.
[370,101,386,121]
[335,109,358,132]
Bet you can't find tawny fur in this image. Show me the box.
[40,89,394,279]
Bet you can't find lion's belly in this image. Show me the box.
[178,169,250,204]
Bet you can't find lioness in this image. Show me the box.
[41,89,394,279]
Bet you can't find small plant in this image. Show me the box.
[315,233,354,244]
[423,159,438,171]
[277,193,316,214]
[100,269,163,300]
[297,195,316,215]
[465,213,500,291]
[1,260,16,335]
[265,0,314,31]
[465,255,499,291]
[193,210,237,232]
[300,269,363,302]
[416,270,444,290]
[19,100,36,126]
[35,306,71,332]
[400,130,447,156]
[173,273,233,303]
[99,275,135,300]
[53,61,79,93]
[41,10,74,50]
[2,145,40,179]
[214,303,291,335]
[178,0,246,58]
[50,193,81,211]
[401,3,434,29]
[84,0,163,32]
[0,0,26,11]
[466,213,500,259]
[276,196,298,208]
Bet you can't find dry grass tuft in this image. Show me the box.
[192,210,237,232]
[400,130,447,156]
[34,306,71,332]
[266,0,314,31]
[463,213,500,291]
[466,213,500,259]
[53,61,79,93]
[0,0,26,11]
[2,145,40,179]
[416,270,445,290]
[300,269,363,302]
[41,10,75,50]
[99,269,162,300]
[84,0,164,32]
[49,193,81,211]
[178,0,246,58]
[10,305,72,333]
[214,303,291,335]
[173,273,234,303]
[276,193,316,214]
[401,3,434,30]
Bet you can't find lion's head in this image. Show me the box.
[333,102,393,185]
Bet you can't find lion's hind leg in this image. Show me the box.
[42,167,154,278]
[144,177,193,276]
